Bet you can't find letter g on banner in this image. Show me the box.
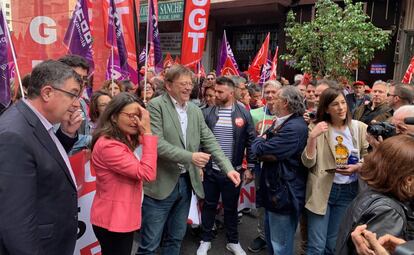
[30,16,57,45]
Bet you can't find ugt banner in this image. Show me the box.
[180,0,210,68]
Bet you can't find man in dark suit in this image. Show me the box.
[0,60,83,255]
[252,85,309,255]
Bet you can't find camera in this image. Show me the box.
[367,122,396,140]
[308,111,317,119]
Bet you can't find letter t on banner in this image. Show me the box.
[181,0,210,68]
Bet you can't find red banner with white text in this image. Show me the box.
[180,0,210,68]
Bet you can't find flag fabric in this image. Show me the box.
[0,8,11,108]
[221,57,239,76]
[148,0,163,74]
[259,50,272,86]
[402,55,414,84]
[164,52,174,68]
[194,61,206,78]
[174,55,181,65]
[269,46,279,80]
[216,31,239,76]
[106,0,130,80]
[248,33,270,83]
[63,0,94,73]
[181,0,210,68]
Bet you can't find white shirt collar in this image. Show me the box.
[169,94,188,110]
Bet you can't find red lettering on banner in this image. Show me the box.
[239,186,255,204]
[80,241,101,255]
[181,0,210,68]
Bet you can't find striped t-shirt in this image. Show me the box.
[212,107,233,171]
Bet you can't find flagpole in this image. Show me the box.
[111,45,115,96]
[260,104,268,136]
[143,0,151,104]
[2,7,23,98]
[110,0,115,97]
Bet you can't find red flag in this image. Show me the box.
[221,57,239,76]
[248,33,270,83]
[269,46,279,80]
[194,61,206,78]
[174,56,181,64]
[402,56,414,84]
[181,0,210,68]
[164,52,174,68]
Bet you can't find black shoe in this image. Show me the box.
[248,236,267,253]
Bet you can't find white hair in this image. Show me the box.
[394,105,414,118]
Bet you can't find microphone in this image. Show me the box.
[404,117,414,125]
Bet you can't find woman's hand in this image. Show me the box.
[378,234,406,254]
[309,121,329,139]
[336,163,361,175]
[134,105,152,135]
[351,225,376,255]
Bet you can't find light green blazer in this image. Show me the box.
[144,94,234,200]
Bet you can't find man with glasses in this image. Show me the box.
[0,60,83,255]
[138,65,241,255]
[386,84,414,113]
[58,55,91,155]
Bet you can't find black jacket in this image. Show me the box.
[251,113,308,216]
[336,189,413,255]
[345,93,371,115]
[202,103,256,171]
[0,101,78,255]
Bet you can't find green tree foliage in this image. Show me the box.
[282,0,390,80]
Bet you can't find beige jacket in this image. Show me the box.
[301,120,369,215]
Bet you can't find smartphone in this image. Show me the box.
[325,169,336,173]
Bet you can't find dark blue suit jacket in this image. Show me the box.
[252,113,308,217]
[0,101,78,255]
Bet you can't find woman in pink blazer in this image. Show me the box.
[90,93,157,255]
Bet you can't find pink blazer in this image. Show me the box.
[90,135,157,232]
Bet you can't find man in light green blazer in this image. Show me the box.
[138,65,241,255]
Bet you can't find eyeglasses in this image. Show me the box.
[52,87,81,100]
[120,111,140,121]
[206,77,215,81]
[387,93,397,97]
[174,81,193,88]
[81,76,89,84]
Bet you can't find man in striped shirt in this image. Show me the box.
[198,76,256,255]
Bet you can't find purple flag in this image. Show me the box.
[106,0,129,80]
[0,8,11,108]
[148,0,163,74]
[216,31,239,76]
[259,50,272,86]
[139,48,146,65]
[63,0,94,73]
[105,52,130,81]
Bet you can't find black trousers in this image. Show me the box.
[92,225,134,255]
[201,168,242,243]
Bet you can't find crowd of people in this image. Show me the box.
[0,54,414,255]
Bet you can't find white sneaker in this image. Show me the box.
[226,242,247,255]
[196,241,211,255]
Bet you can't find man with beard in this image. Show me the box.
[197,76,256,255]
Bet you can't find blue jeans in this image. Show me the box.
[306,181,358,255]
[137,175,191,255]
[265,210,298,255]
